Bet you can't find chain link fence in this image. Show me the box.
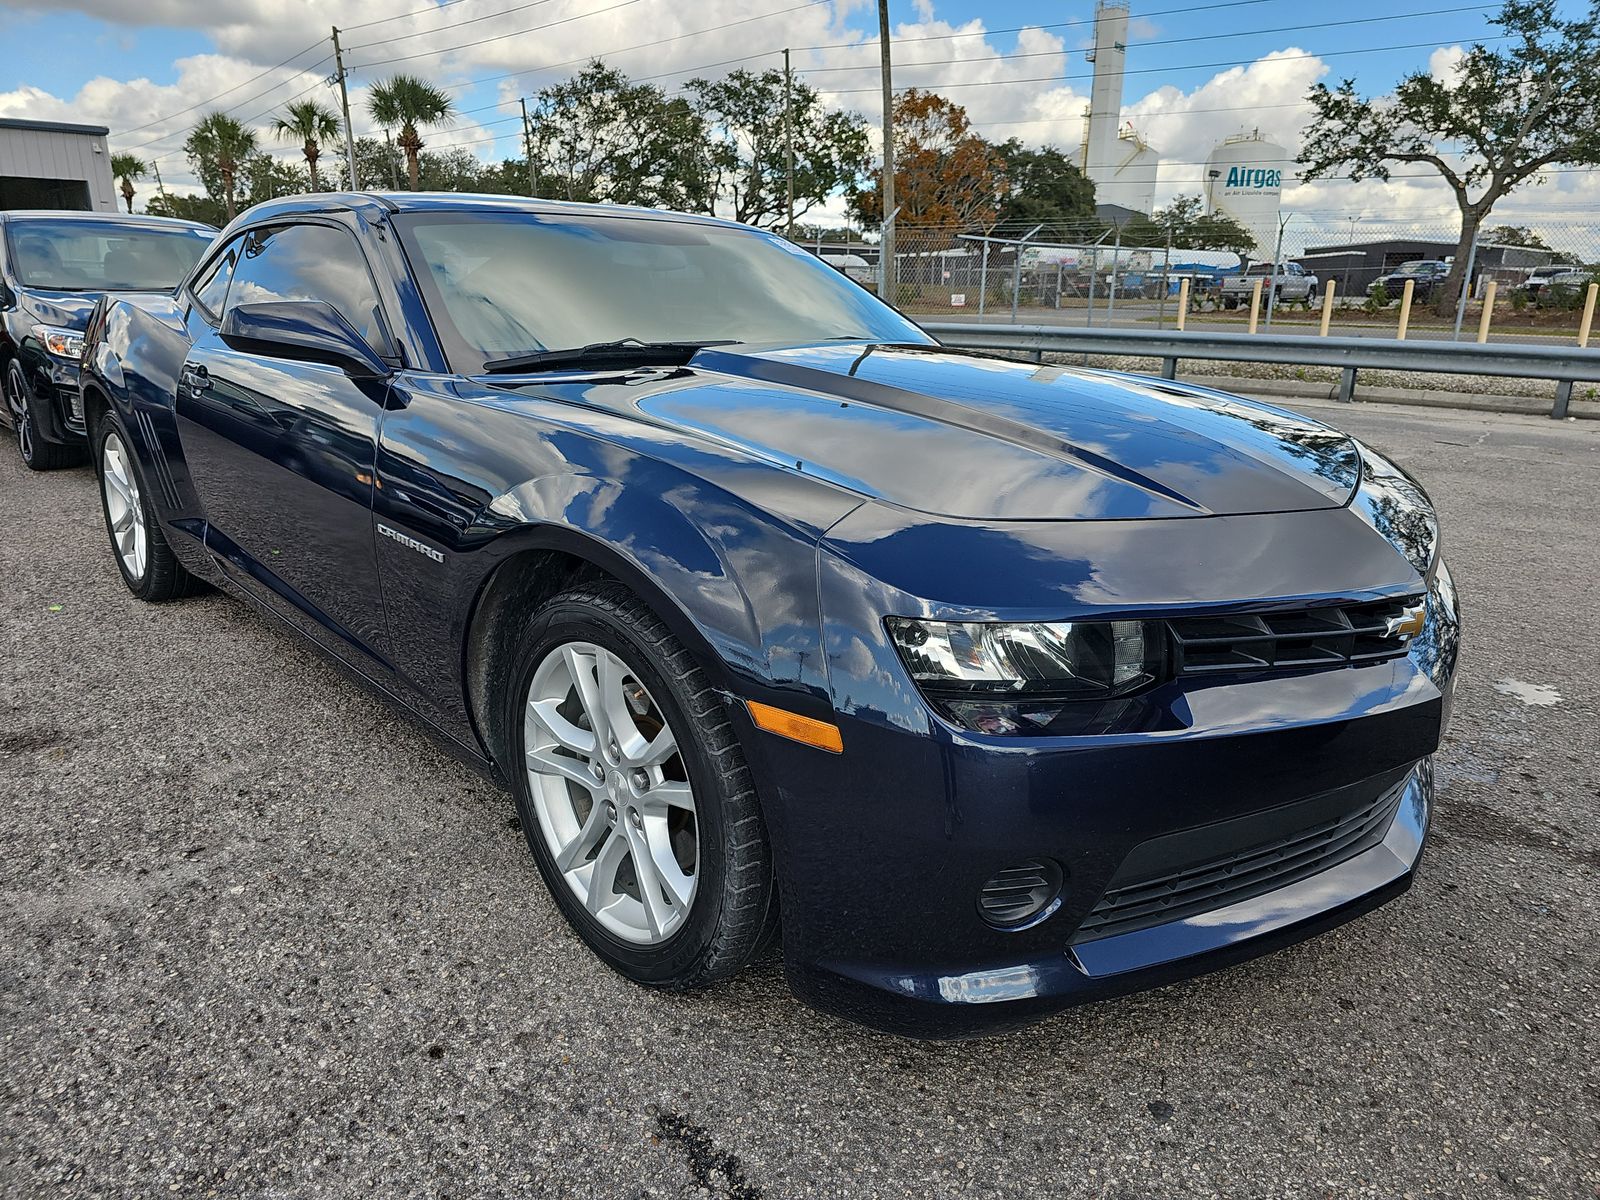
[796,216,1600,341]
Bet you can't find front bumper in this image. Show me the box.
[764,739,1440,1036]
[17,353,86,441]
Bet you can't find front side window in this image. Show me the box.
[394,212,926,372]
[3,219,212,292]
[226,222,390,352]
[190,235,243,320]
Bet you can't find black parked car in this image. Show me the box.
[1367,260,1451,304]
[0,210,214,469]
[80,193,1459,1036]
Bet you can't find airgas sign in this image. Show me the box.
[1224,167,1282,190]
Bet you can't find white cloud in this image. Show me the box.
[1428,45,1466,84]
[4,0,1595,243]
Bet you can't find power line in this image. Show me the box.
[349,0,645,69]
[796,5,1499,75]
[118,59,334,156]
[354,0,833,86]
[345,0,561,52]
[813,34,1516,95]
[111,34,330,137]
[340,0,476,33]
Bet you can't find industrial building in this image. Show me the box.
[1297,237,1562,295]
[0,118,118,212]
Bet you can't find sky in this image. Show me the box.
[1,0,1595,248]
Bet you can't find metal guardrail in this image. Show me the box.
[922,323,1600,419]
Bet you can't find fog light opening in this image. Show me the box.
[978,858,1065,930]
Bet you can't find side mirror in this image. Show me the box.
[219,300,389,380]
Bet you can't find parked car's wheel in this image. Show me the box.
[95,416,198,601]
[1305,285,1318,306]
[1222,298,1238,310]
[5,359,81,471]
[507,581,776,990]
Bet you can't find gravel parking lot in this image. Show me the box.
[2,399,1596,1199]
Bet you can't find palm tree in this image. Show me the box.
[187,112,258,220]
[272,100,342,192]
[366,74,455,190]
[110,153,147,213]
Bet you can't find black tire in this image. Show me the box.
[1222,298,1238,310]
[1305,286,1318,306]
[5,359,83,471]
[504,580,777,990]
[93,414,199,602]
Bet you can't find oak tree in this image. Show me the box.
[1300,0,1600,313]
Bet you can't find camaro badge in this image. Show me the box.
[1385,602,1427,641]
[377,522,445,563]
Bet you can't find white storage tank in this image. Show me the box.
[1204,131,1290,257]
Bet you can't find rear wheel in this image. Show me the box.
[506,582,776,989]
[95,417,198,602]
[5,359,81,471]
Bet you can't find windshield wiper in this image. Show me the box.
[481,338,741,374]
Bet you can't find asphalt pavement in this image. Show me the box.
[2,400,1596,1199]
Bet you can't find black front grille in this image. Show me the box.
[1071,780,1407,944]
[1167,596,1422,678]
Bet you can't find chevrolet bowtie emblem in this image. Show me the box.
[1385,602,1428,641]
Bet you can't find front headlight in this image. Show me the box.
[33,324,85,361]
[1351,442,1439,576]
[887,618,1159,733]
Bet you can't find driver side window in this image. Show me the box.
[225,223,392,355]
[190,236,243,322]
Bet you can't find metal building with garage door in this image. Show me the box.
[0,118,117,212]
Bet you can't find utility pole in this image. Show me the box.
[331,26,358,189]
[876,0,895,301]
[152,162,167,197]
[783,48,795,240]
[520,97,537,198]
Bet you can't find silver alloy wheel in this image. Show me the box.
[101,430,148,581]
[523,642,698,945]
[6,366,32,462]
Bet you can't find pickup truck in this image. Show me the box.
[1220,261,1318,309]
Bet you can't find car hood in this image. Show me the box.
[604,343,1361,522]
[15,289,100,331]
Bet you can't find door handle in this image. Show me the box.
[180,364,210,399]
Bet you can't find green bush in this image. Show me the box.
[1363,281,1390,313]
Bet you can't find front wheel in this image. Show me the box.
[506,581,776,989]
[5,359,82,471]
[95,417,198,601]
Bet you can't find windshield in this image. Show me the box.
[5,219,212,291]
[1244,263,1275,275]
[395,211,926,371]
[1394,261,1436,275]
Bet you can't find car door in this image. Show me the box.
[176,219,398,671]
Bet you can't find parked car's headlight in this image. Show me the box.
[1351,442,1439,576]
[889,618,1157,697]
[33,324,85,361]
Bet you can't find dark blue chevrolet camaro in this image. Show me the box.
[80,192,1459,1037]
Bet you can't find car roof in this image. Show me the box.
[0,210,216,233]
[217,191,758,237]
